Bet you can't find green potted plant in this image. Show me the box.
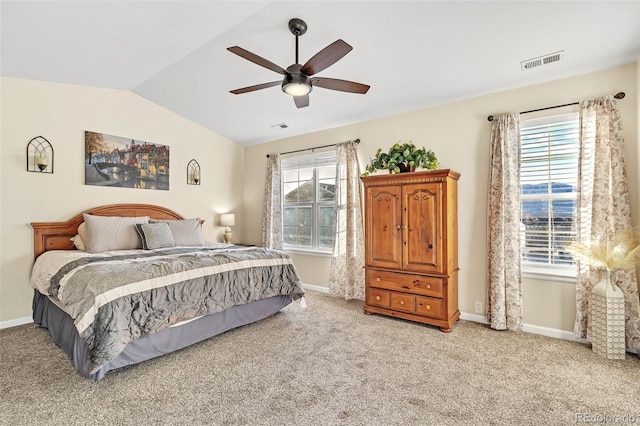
[362,141,439,176]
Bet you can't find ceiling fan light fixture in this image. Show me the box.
[282,64,312,97]
[282,81,311,96]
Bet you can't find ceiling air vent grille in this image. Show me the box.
[521,51,564,71]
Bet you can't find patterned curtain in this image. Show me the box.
[328,141,365,300]
[487,113,523,330]
[575,95,640,351]
[262,154,283,250]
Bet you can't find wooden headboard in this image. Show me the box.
[31,203,185,258]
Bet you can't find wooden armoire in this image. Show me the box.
[361,169,460,332]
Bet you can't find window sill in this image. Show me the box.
[283,247,334,258]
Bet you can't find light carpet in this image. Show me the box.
[0,290,638,425]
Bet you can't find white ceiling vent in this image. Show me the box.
[521,51,564,71]
[270,123,288,130]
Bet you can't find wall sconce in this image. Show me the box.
[27,136,54,173]
[187,159,201,185]
[220,213,236,244]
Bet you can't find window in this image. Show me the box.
[282,151,336,253]
[520,112,579,278]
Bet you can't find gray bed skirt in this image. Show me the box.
[32,290,293,381]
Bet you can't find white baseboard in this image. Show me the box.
[0,316,33,330]
[522,323,589,343]
[301,283,330,294]
[459,312,488,324]
[458,310,630,351]
[460,311,588,342]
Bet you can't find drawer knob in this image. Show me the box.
[425,304,431,310]
[426,284,431,289]
[400,300,405,305]
[375,295,381,301]
[375,277,381,282]
[428,243,433,249]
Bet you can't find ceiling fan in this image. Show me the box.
[227,18,370,108]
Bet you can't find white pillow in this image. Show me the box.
[70,234,86,251]
[149,218,205,246]
[83,214,149,253]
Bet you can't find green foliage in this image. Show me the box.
[362,141,439,176]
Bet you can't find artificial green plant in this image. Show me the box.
[362,141,439,176]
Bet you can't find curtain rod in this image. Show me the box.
[486,92,626,122]
[266,138,360,158]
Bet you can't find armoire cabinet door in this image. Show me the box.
[365,185,403,269]
[402,183,443,273]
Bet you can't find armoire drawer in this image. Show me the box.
[367,269,443,298]
[367,288,390,308]
[390,292,415,313]
[415,296,444,319]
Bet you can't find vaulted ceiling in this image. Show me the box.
[2,1,638,146]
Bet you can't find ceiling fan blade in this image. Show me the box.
[230,81,281,94]
[300,39,352,76]
[294,95,309,108]
[312,77,370,94]
[227,46,287,75]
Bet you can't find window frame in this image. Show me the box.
[281,151,337,256]
[519,112,579,281]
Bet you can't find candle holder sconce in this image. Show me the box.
[187,159,201,185]
[27,136,54,173]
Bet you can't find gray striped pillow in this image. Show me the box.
[135,223,176,250]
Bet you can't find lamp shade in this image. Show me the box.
[220,213,235,227]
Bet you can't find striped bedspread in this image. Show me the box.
[32,245,304,373]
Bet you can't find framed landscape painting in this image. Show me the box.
[85,131,170,190]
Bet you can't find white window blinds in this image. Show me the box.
[520,112,579,274]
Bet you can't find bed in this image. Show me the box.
[30,203,304,381]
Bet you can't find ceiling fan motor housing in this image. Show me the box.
[282,64,312,96]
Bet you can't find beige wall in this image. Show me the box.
[2,63,637,331]
[243,63,639,334]
[0,77,245,323]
